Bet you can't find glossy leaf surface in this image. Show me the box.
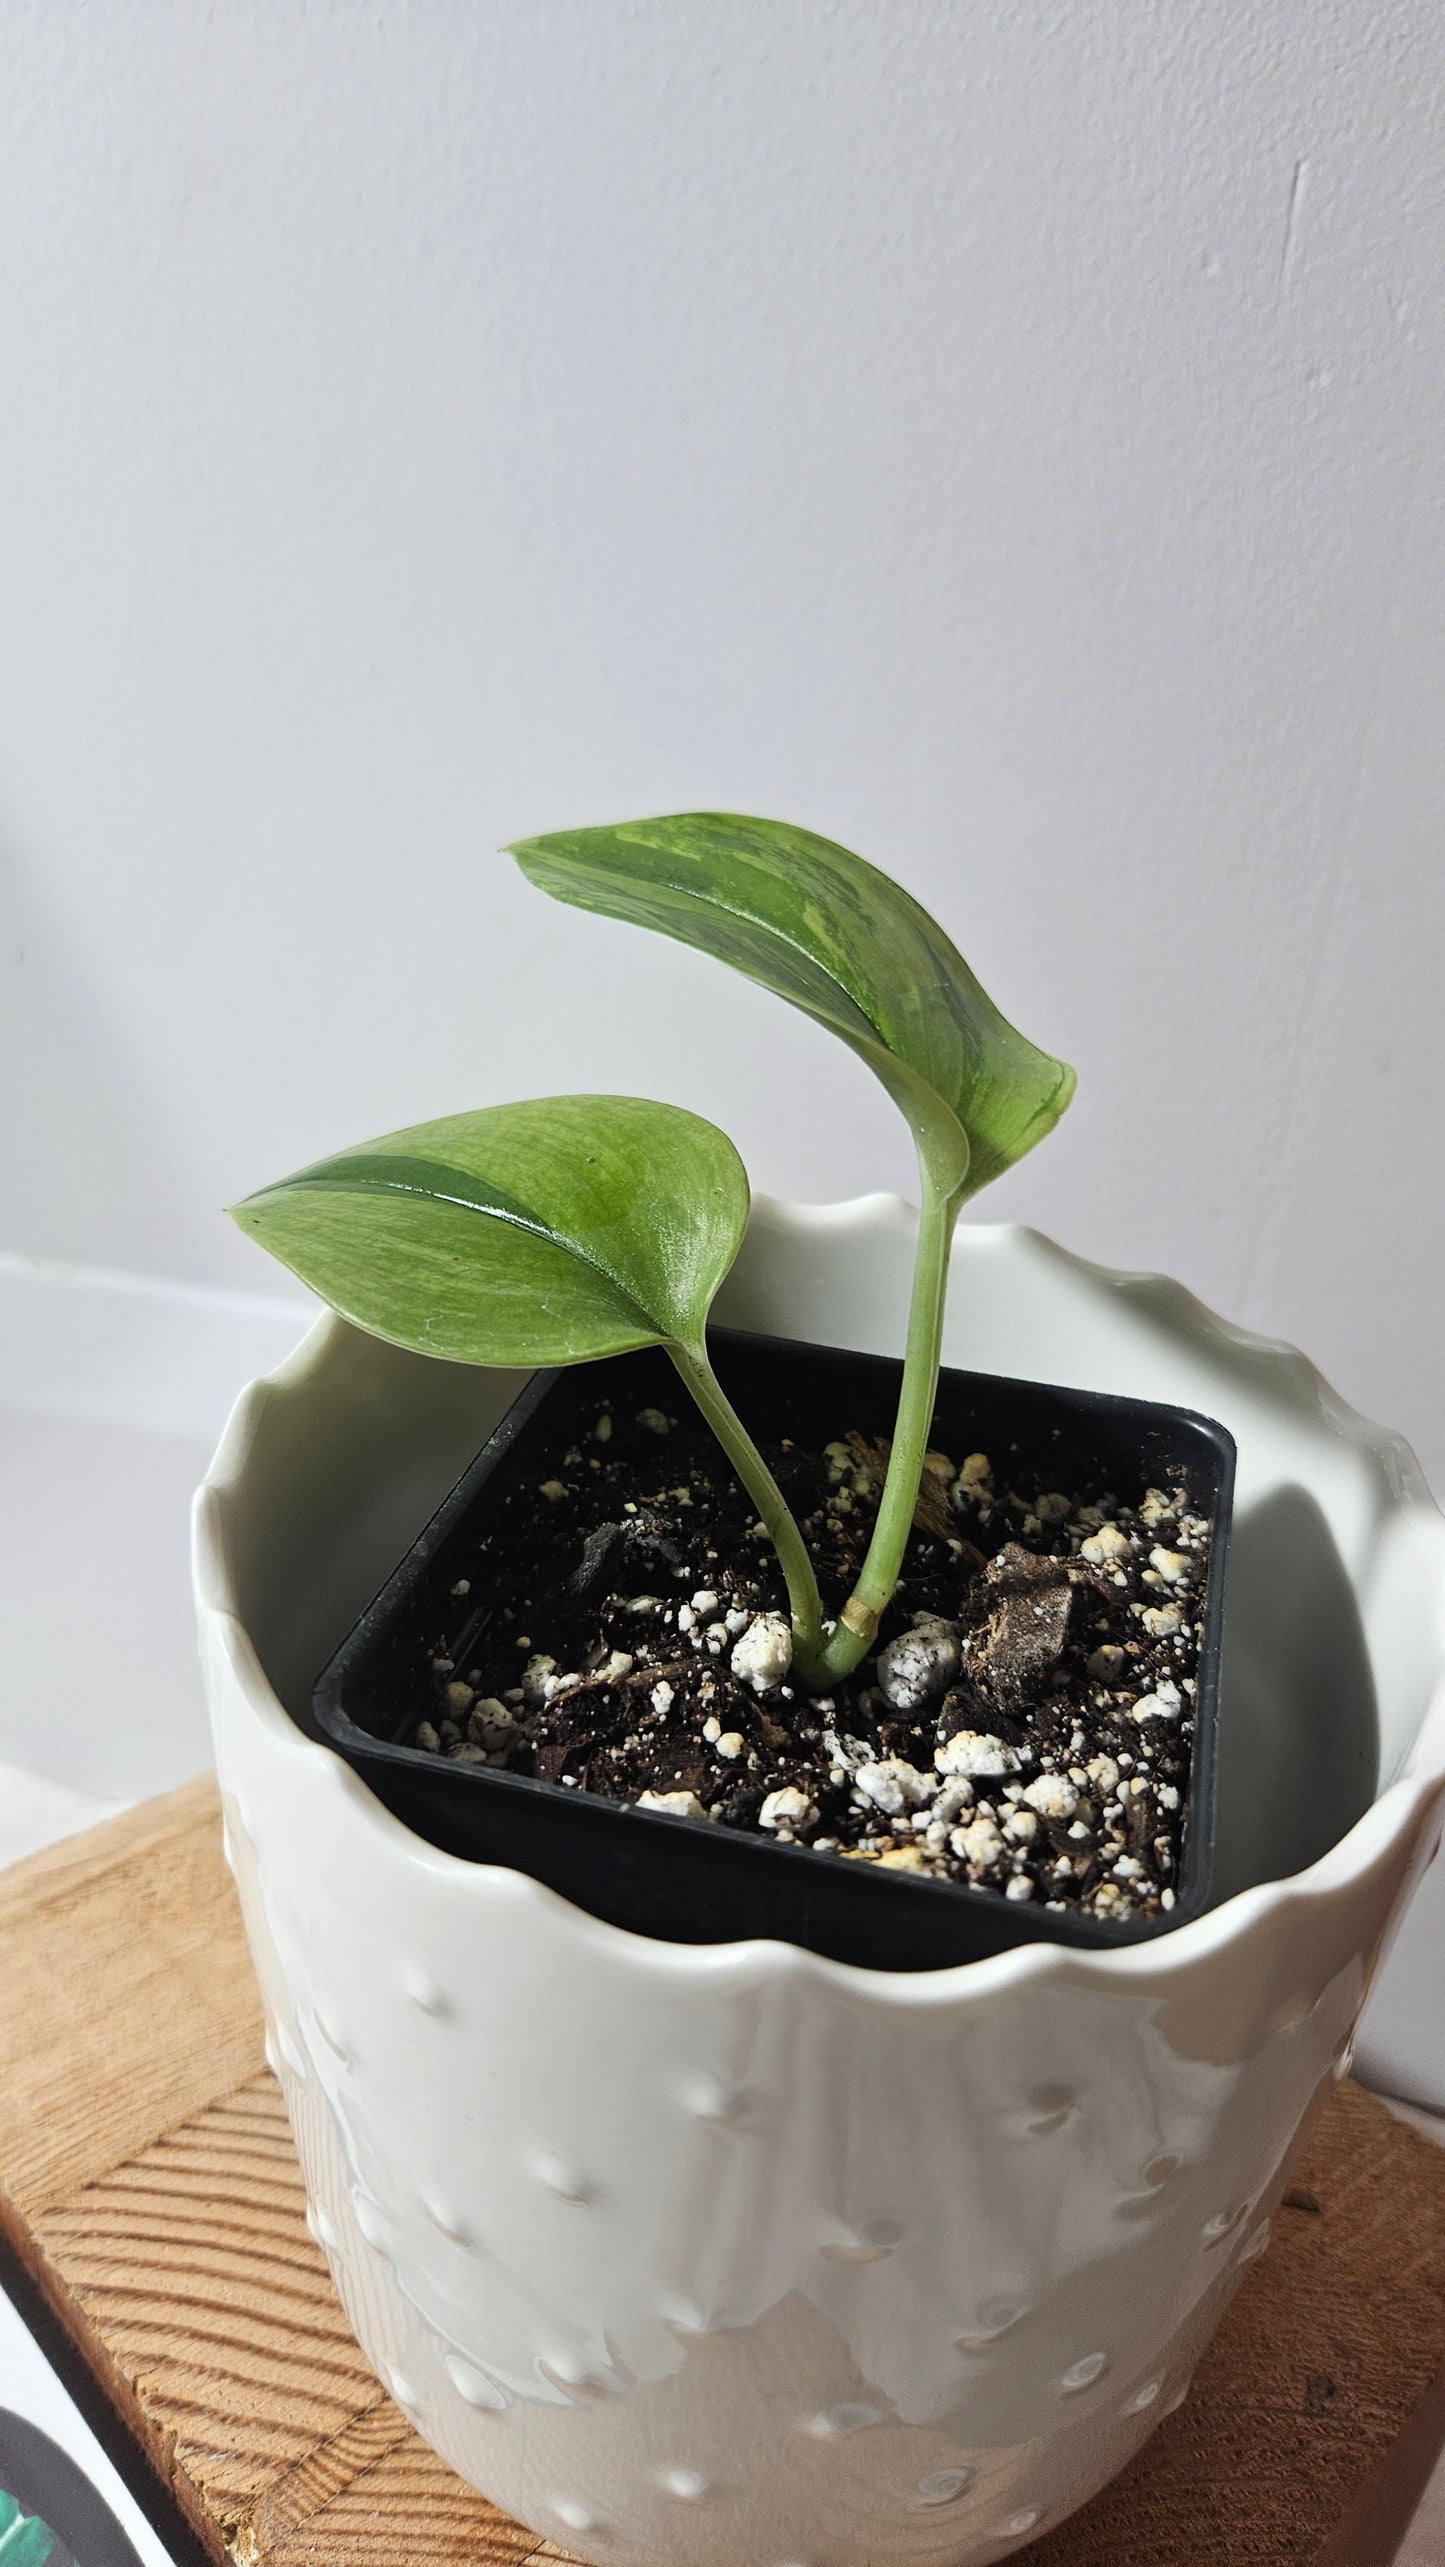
[509,812,1075,1196]
[231,1095,748,1365]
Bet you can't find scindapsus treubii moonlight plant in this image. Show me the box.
[233,817,1075,1693]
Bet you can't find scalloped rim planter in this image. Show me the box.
[194,1204,1445,2567]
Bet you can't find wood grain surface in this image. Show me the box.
[1,1774,1443,2565]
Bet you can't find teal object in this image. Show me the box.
[0,2488,55,2565]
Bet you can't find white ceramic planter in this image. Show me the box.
[194,1204,1445,2567]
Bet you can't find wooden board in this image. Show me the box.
[2,1776,1444,2565]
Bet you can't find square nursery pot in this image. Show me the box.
[194,1204,1445,2567]
[311,1330,1236,1969]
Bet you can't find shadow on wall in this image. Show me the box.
[1211,1483,1378,1904]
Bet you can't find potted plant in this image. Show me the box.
[229,815,1233,1969]
[195,819,1445,2567]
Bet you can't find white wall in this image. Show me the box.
[3,0,1444,1483]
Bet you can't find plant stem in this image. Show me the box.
[665,1339,828,1676]
[668,1167,960,1696]
[811,1165,962,1689]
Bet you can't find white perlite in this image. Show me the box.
[875,1617,960,1710]
[759,1785,815,1834]
[936,1729,1018,1780]
[730,1612,793,1692]
[1080,1523,1130,1565]
[952,1816,1005,1869]
[592,1649,634,1686]
[1133,1680,1183,1724]
[1086,1643,1127,1682]
[932,1777,975,1824]
[638,1789,706,1821]
[1148,1546,1192,1586]
[853,1757,935,1817]
[1023,1773,1079,1822]
[471,1699,516,1750]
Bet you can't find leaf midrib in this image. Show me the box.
[606,854,973,1169]
[249,1152,660,1336]
[546,848,972,1182]
[595,845,892,1057]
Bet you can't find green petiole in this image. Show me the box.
[667,1146,966,1694]
[663,1339,828,1674]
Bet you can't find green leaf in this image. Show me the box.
[509,812,1075,1198]
[230,1095,748,1366]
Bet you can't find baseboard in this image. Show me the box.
[0,1250,314,1442]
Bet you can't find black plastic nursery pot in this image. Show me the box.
[313,1329,1235,1972]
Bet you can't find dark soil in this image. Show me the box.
[399,1393,1212,1923]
